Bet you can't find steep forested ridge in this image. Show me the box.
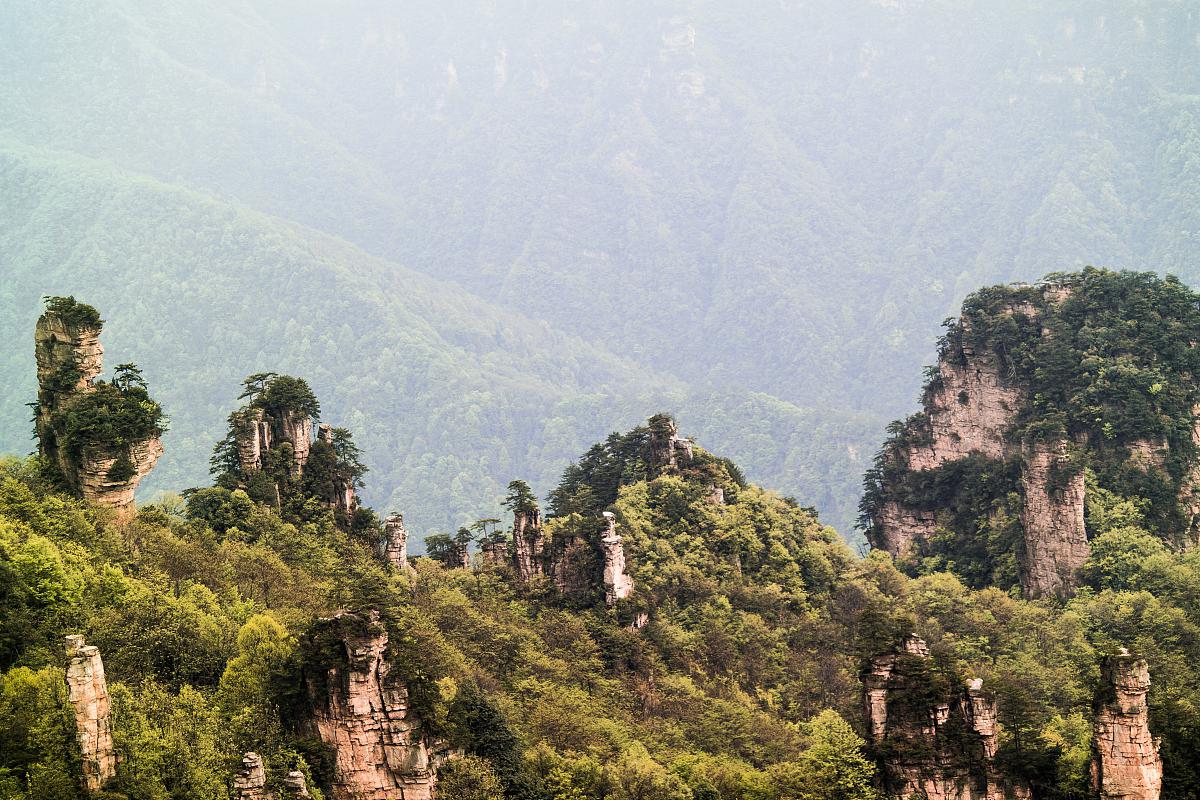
[5,1,1200,539]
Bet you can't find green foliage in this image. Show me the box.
[865,269,1200,586]
[51,373,166,461]
[42,296,102,330]
[437,755,506,800]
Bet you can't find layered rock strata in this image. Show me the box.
[234,406,313,478]
[64,635,115,793]
[381,513,410,570]
[1091,651,1162,800]
[863,635,1030,800]
[233,752,271,800]
[600,512,634,606]
[35,310,161,510]
[303,611,449,800]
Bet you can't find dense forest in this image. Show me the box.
[5,281,1200,798]
[5,1,1200,539]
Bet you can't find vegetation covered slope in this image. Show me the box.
[5,1,1200,538]
[0,143,879,539]
[5,401,1200,797]
[862,269,1200,591]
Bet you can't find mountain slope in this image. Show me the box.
[0,141,880,536]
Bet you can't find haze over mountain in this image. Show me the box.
[4,0,1199,539]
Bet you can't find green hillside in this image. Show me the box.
[0,142,879,538]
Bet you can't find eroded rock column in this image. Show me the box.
[600,511,634,606]
[862,635,1030,800]
[512,506,544,582]
[233,752,271,800]
[382,513,410,570]
[1092,651,1162,800]
[65,635,115,793]
[303,611,448,800]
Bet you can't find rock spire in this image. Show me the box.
[1091,651,1162,800]
[64,635,115,793]
[35,300,163,511]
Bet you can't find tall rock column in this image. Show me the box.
[862,635,1030,800]
[303,611,448,800]
[381,513,410,570]
[600,512,634,606]
[64,635,115,793]
[512,506,544,582]
[35,303,163,511]
[1092,651,1162,800]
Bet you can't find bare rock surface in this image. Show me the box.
[304,611,450,800]
[65,635,115,793]
[35,309,161,511]
[1092,652,1162,800]
[862,635,1030,800]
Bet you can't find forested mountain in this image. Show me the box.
[3,0,1199,537]
[3,284,1200,798]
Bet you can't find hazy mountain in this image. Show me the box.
[3,0,1199,539]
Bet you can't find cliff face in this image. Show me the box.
[1092,652,1162,800]
[303,612,449,800]
[35,309,162,511]
[647,415,694,479]
[234,406,313,479]
[64,635,115,794]
[867,273,1200,598]
[862,635,1029,800]
[866,288,1086,599]
[1019,438,1089,599]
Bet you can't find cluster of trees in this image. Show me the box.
[205,373,375,535]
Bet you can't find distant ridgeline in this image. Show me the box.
[862,268,1200,598]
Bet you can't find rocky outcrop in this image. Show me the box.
[866,297,1033,561]
[303,611,450,800]
[863,635,1030,800]
[481,537,509,565]
[234,406,313,479]
[600,512,634,606]
[866,286,1090,598]
[284,771,312,798]
[233,752,271,800]
[1019,438,1088,599]
[35,307,162,511]
[1092,651,1162,800]
[318,424,358,516]
[512,506,544,582]
[381,513,410,570]
[64,635,115,793]
[647,414,694,479]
